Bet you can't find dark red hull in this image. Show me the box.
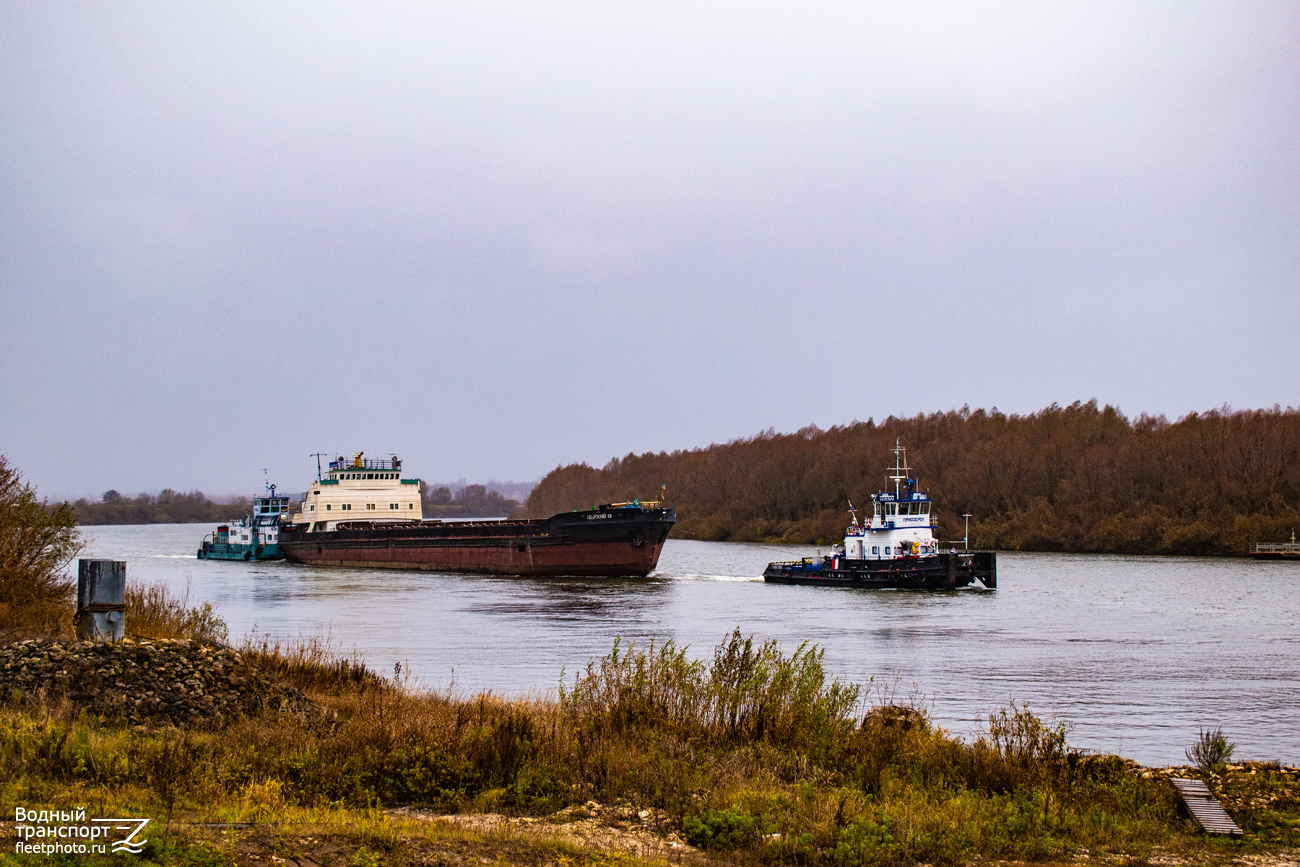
[278,507,675,577]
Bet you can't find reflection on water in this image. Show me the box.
[82,524,1300,766]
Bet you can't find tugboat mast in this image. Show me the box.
[889,438,912,498]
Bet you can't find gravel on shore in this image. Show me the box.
[0,637,318,728]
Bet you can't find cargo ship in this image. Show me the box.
[763,441,996,590]
[277,453,675,577]
[197,486,292,561]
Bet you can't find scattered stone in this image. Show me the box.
[0,638,318,729]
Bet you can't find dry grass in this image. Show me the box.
[125,580,229,643]
[239,632,386,695]
[4,631,1297,866]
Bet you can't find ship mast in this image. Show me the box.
[888,439,911,498]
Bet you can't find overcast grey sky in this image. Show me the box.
[2,2,1297,500]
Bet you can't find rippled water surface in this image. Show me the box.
[84,525,1299,766]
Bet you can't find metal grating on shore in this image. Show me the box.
[1171,778,1243,836]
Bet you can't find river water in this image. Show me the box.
[82,524,1298,767]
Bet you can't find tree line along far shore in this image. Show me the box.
[64,483,524,525]
[32,400,1300,555]
[520,400,1300,557]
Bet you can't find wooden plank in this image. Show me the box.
[1171,778,1243,836]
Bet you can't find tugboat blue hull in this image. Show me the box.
[197,541,282,561]
[763,551,996,590]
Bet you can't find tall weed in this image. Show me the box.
[240,633,382,694]
[1186,726,1235,774]
[126,581,228,644]
[562,629,859,757]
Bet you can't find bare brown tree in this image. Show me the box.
[0,455,83,640]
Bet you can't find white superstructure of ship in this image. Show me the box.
[289,452,422,533]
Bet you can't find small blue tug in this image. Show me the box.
[196,485,291,561]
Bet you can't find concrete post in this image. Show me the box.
[75,559,126,642]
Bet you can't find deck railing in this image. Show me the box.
[329,457,401,472]
[1253,542,1300,554]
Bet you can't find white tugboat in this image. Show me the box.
[763,441,996,589]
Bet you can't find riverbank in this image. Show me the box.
[3,633,1298,867]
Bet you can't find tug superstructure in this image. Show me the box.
[197,486,291,561]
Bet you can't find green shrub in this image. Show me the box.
[1186,726,1235,774]
[684,806,761,849]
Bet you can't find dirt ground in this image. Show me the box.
[177,812,1300,867]
[393,800,702,864]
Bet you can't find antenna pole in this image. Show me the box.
[963,512,973,550]
[889,438,911,499]
[310,453,327,481]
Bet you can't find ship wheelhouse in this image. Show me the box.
[287,452,422,532]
